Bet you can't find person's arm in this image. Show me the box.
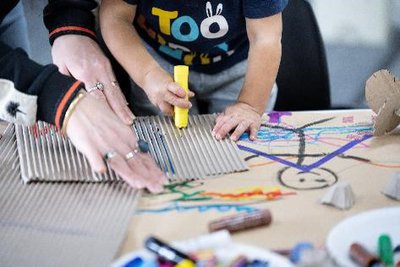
[0,42,166,193]
[0,42,81,128]
[43,0,135,125]
[213,13,283,141]
[100,0,193,116]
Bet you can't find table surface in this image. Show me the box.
[1,109,399,259]
[118,109,400,255]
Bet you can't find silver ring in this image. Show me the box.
[87,82,104,93]
[111,80,119,87]
[125,149,139,161]
[103,151,117,161]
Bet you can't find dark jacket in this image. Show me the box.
[0,0,84,129]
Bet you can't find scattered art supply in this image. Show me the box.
[378,234,394,265]
[365,69,400,135]
[0,124,141,267]
[383,172,400,200]
[15,114,247,183]
[320,181,355,210]
[228,255,248,267]
[289,242,314,264]
[208,209,272,233]
[174,65,189,129]
[145,236,196,266]
[349,243,380,267]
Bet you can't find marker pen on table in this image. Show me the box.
[144,236,196,267]
[174,65,189,129]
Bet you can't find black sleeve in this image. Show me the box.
[43,0,98,45]
[0,42,83,128]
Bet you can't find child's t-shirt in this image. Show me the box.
[124,0,288,74]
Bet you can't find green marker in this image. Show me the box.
[378,234,394,265]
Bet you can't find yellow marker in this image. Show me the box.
[174,65,189,128]
[175,259,196,267]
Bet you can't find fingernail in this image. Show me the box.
[216,134,221,139]
[188,103,192,108]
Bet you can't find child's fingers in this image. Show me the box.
[230,121,249,141]
[158,102,174,116]
[214,118,238,140]
[167,83,186,98]
[188,90,195,97]
[213,114,229,137]
[249,123,259,141]
[165,91,192,109]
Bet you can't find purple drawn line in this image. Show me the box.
[303,134,372,171]
[238,134,373,172]
[268,111,292,123]
[237,145,308,172]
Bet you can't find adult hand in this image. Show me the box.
[52,35,135,125]
[66,93,166,193]
[213,102,262,142]
[143,68,194,116]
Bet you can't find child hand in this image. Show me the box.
[212,102,262,141]
[144,69,194,116]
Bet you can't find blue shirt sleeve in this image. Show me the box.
[243,0,288,18]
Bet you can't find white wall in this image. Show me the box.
[310,0,390,47]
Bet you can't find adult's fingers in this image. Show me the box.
[125,153,165,193]
[102,66,135,125]
[106,152,146,189]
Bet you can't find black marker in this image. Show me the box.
[144,236,196,266]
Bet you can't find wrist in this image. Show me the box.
[62,90,87,134]
[236,99,265,116]
[142,67,171,93]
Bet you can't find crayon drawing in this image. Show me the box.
[239,111,400,190]
[138,111,400,214]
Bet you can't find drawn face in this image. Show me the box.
[278,167,338,190]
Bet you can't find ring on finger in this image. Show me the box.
[103,150,117,161]
[125,149,139,161]
[87,81,104,93]
[125,139,149,161]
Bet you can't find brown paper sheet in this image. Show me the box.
[119,109,400,254]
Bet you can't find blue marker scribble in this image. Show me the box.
[137,202,259,214]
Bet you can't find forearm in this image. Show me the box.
[239,14,283,114]
[238,38,281,114]
[0,42,83,128]
[44,0,98,45]
[100,1,167,91]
